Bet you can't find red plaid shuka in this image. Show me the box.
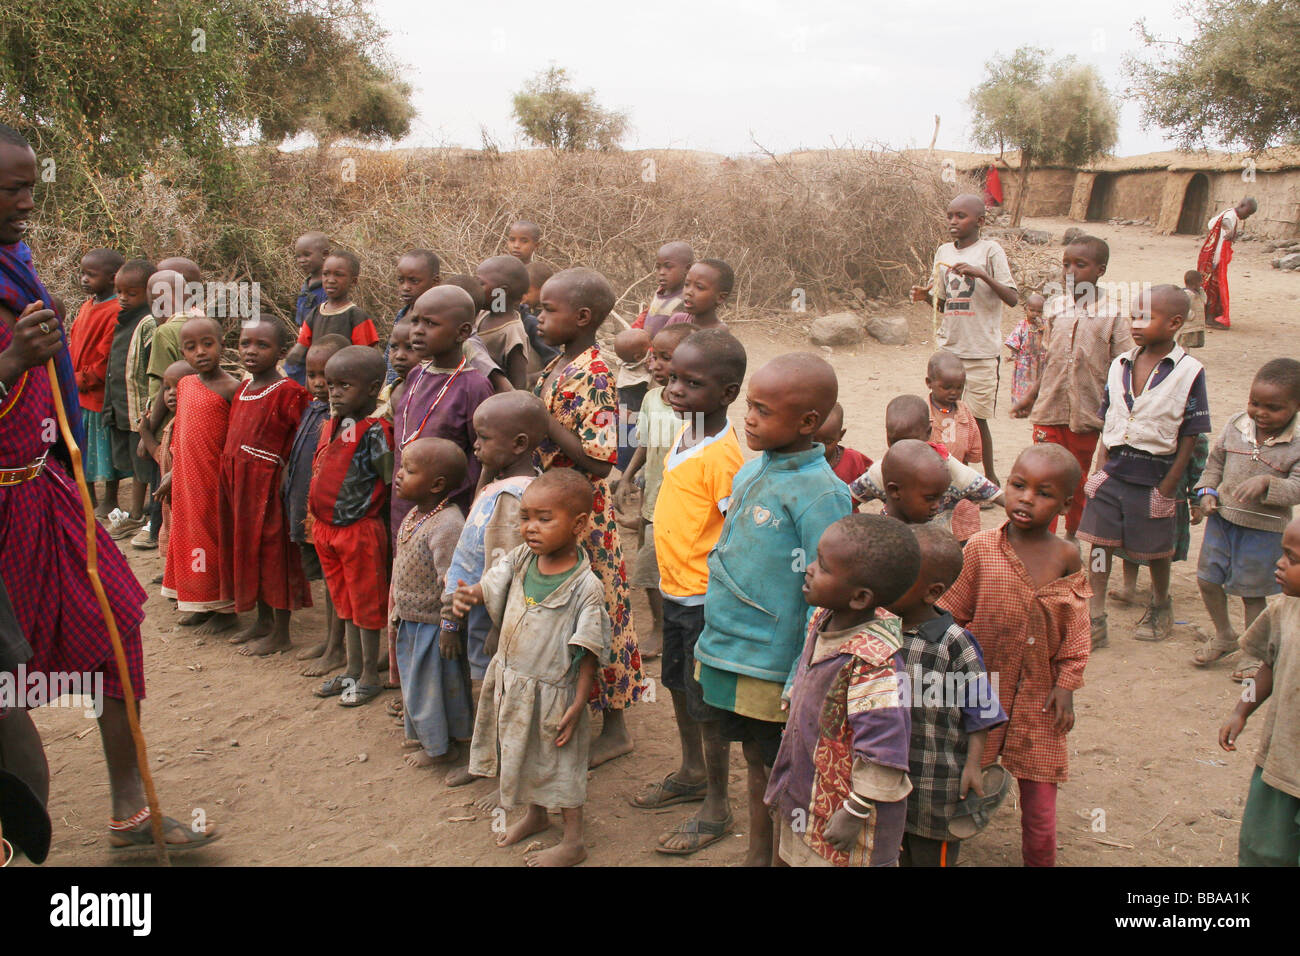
[1197,213,1233,328]
[0,311,146,700]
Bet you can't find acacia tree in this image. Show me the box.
[1127,0,1300,150]
[969,47,1119,225]
[512,66,629,151]
[0,0,412,210]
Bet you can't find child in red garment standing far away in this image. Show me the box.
[220,317,312,655]
[938,444,1090,866]
[814,402,871,511]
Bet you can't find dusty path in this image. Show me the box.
[26,215,1290,866]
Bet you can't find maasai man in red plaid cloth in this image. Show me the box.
[0,123,217,851]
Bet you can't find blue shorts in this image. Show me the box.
[1196,512,1283,598]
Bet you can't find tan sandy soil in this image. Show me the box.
[24,215,1292,867]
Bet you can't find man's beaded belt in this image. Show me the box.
[0,451,48,486]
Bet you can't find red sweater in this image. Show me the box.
[68,296,120,412]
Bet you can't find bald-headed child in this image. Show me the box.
[1078,284,1211,646]
[455,468,612,868]
[439,274,512,395]
[533,267,646,767]
[441,392,551,726]
[813,402,872,508]
[161,316,239,633]
[395,284,494,527]
[309,346,395,706]
[926,350,987,539]
[890,525,1006,867]
[940,444,1090,866]
[632,330,746,842]
[766,514,919,866]
[911,193,1018,487]
[390,248,440,384]
[285,333,351,676]
[881,439,953,525]
[664,353,850,865]
[285,232,331,384]
[474,254,536,390]
[389,437,469,762]
[638,241,694,337]
[849,395,1002,527]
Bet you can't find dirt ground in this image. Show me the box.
[24,215,1292,867]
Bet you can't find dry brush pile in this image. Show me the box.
[28,145,978,336]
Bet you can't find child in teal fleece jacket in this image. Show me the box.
[660,353,849,865]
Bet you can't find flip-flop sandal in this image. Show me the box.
[1231,661,1261,683]
[315,675,354,698]
[108,809,221,852]
[654,813,734,855]
[948,765,1012,840]
[1192,641,1237,666]
[629,773,707,809]
[339,683,384,707]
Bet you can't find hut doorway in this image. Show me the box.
[1085,174,1114,221]
[1176,173,1210,234]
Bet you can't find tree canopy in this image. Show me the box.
[512,66,629,151]
[969,46,1119,224]
[1127,0,1300,151]
[0,0,413,180]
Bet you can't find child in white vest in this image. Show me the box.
[1078,285,1212,645]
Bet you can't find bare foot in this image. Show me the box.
[405,744,458,769]
[193,612,237,636]
[401,738,423,750]
[473,789,502,812]
[227,618,269,645]
[296,641,327,661]
[301,647,345,677]
[639,630,663,661]
[238,633,292,657]
[588,714,633,768]
[526,840,587,867]
[178,611,213,627]
[497,805,550,847]
[446,766,482,788]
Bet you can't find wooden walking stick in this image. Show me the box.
[43,355,170,866]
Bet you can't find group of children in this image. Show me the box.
[61,201,1300,867]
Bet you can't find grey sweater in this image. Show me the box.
[1196,411,1300,533]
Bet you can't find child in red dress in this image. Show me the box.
[220,317,312,654]
[309,346,393,707]
[160,317,240,633]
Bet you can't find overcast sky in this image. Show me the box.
[369,0,1191,157]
